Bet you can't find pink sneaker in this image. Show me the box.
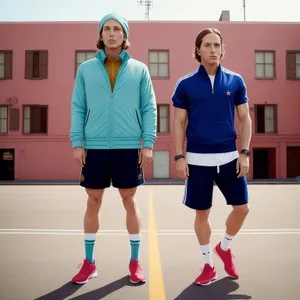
[129,259,146,284]
[72,259,98,284]
[194,264,217,285]
[214,242,239,278]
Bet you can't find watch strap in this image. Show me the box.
[174,154,185,161]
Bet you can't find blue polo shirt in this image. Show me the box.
[172,64,248,154]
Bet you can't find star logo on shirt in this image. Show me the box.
[226,91,231,96]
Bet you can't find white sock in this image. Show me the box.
[200,244,213,267]
[84,233,96,241]
[221,233,234,251]
[129,233,141,241]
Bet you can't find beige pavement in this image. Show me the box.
[0,184,299,300]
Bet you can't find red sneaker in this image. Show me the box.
[72,259,98,284]
[194,264,217,285]
[129,259,146,284]
[214,242,239,278]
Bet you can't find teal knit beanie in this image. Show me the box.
[98,13,129,38]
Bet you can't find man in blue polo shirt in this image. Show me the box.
[172,28,252,285]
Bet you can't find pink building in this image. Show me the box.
[1,11,300,181]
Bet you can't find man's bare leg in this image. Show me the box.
[83,188,105,264]
[194,209,214,267]
[119,187,145,283]
[71,188,105,284]
[220,204,249,251]
[119,187,141,261]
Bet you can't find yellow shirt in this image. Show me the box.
[105,59,122,91]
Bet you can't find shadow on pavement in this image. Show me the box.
[70,275,144,300]
[34,281,83,300]
[174,277,252,300]
[34,275,142,300]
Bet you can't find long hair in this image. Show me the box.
[193,28,225,63]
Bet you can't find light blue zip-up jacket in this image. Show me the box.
[70,49,157,150]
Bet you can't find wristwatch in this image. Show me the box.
[174,154,185,161]
[240,149,251,156]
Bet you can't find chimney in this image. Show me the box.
[219,10,230,21]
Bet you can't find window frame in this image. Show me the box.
[22,104,48,135]
[286,50,300,80]
[75,50,96,77]
[24,50,48,80]
[157,104,170,134]
[148,49,170,79]
[0,105,9,135]
[254,104,278,134]
[0,50,13,80]
[255,50,276,80]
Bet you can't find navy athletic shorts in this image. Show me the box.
[183,158,248,210]
[79,149,144,189]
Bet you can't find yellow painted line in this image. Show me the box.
[148,187,166,300]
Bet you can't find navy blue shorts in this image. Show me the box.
[183,159,248,210]
[79,149,144,189]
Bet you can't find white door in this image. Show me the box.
[153,151,170,178]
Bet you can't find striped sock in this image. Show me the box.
[84,233,96,264]
[129,233,141,263]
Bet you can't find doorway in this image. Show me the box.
[0,149,15,180]
[253,148,276,179]
[287,147,300,178]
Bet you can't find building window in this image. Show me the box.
[23,105,48,134]
[157,104,170,133]
[255,51,275,79]
[296,53,300,77]
[286,51,300,79]
[25,50,48,79]
[0,106,8,134]
[149,50,169,78]
[0,51,13,80]
[75,51,96,74]
[153,151,170,178]
[255,105,277,133]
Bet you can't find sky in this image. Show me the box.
[0,0,299,22]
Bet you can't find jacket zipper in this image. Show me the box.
[205,68,217,94]
[113,62,126,93]
[103,60,127,148]
[111,62,114,89]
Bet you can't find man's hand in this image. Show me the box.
[139,147,153,168]
[176,158,189,180]
[236,154,249,178]
[73,147,86,167]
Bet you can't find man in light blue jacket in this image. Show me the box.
[70,12,157,285]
